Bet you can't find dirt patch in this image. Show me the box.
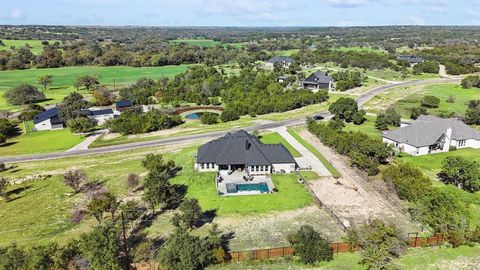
[299,129,421,234]
[214,206,347,251]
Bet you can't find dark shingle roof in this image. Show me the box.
[303,71,333,84]
[83,109,114,116]
[383,115,480,147]
[266,56,294,64]
[33,107,59,124]
[116,100,133,107]
[197,130,296,166]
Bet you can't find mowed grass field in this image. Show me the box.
[0,145,312,246]
[168,39,221,47]
[0,64,191,111]
[260,132,301,157]
[0,39,60,54]
[365,83,478,116]
[390,84,479,117]
[0,127,84,157]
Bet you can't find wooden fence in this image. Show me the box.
[132,234,448,268]
[226,234,447,263]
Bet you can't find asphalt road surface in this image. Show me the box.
[0,78,459,163]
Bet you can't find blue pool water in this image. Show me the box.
[226,182,270,193]
[185,112,202,119]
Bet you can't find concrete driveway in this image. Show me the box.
[272,127,331,177]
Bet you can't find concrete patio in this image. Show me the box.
[216,170,275,196]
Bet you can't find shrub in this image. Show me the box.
[382,162,432,202]
[200,112,219,125]
[220,109,240,122]
[438,156,480,192]
[67,117,97,133]
[461,75,480,89]
[410,106,427,119]
[288,225,333,264]
[421,95,440,108]
[328,97,358,122]
[106,110,183,135]
[3,84,45,105]
[352,110,366,125]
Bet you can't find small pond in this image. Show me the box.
[185,112,219,120]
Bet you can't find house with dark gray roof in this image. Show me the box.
[382,115,480,156]
[82,108,116,125]
[397,55,424,65]
[301,71,333,91]
[115,100,133,112]
[265,56,294,68]
[33,107,64,131]
[196,130,297,174]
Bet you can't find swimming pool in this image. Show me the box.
[226,182,270,194]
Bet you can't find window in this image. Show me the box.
[200,164,204,169]
[458,140,466,147]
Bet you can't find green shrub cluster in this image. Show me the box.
[106,109,183,135]
[307,119,391,175]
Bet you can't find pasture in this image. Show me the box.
[168,39,221,47]
[0,144,314,246]
[0,39,60,54]
[0,65,191,111]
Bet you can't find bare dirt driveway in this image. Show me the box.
[299,129,422,233]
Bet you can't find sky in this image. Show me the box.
[0,0,479,27]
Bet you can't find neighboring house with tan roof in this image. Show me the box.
[382,115,480,156]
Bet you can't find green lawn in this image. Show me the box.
[332,46,387,53]
[0,39,60,54]
[0,127,84,157]
[209,245,480,270]
[287,127,341,178]
[260,132,301,157]
[168,39,221,47]
[344,115,383,139]
[366,83,478,117]
[0,145,312,246]
[392,84,478,117]
[399,148,480,176]
[0,65,191,111]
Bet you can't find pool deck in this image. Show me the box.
[217,171,275,196]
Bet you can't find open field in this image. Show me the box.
[0,39,60,54]
[343,114,382,138]
[260,132,302,157]
[208,245,480,270]
[0,126,84,157]
[287,127,341,178]
[0,143,315,246]
[0,65,191,111]
[168,39,221,47]
[332,46,387,53]
[363,83,474,116]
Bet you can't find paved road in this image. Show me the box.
[0,78,459,164]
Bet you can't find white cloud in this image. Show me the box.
[326,0,371,8]
[200,0,293,21]
[0,8,26,20]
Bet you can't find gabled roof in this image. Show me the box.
[383,115,480,147]
[196,130,296,166]
[82,109,114,116]
[33,107,59,124]
[303,71,333,85]
[266,56,294,64]
[397,55,424,64]
[116,100,133,107]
